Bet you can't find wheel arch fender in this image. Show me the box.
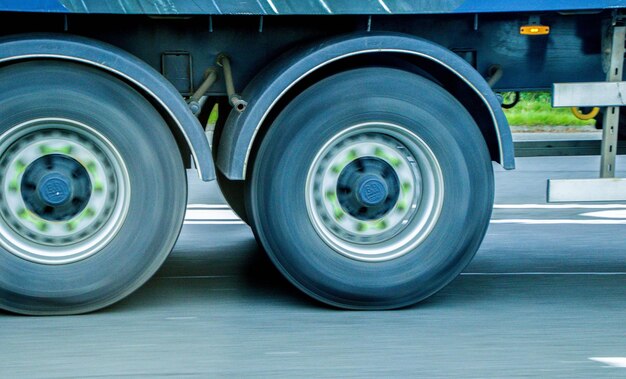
[0,33,215,181]
[217,32,514,180]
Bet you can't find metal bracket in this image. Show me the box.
[552,82,626,108]
[528,15,541,26]
[600,25,625,178]
[547,25,626,202]
[548,178,626,202]
[216,53,248,113]
[161,51,193,96]
[187,67,218,116]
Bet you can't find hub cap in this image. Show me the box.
[336,157,400,220]
[306,122,444,262]
[22,154,92,221]
[0,118,130,264]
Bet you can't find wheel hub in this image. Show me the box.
[21,154,92,221]
[38,174,72,206]
[337,157,400,220]
[357,176,387,206]
[306,122,444,262]
[0,118,130,264]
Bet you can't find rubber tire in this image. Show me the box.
[0,61,187,315]
[246,67,494,309]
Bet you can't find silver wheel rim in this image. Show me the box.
[0,118,130,265]
[306,122,444,262]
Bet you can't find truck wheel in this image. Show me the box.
[0,61,186,315]
[246,68,493,309]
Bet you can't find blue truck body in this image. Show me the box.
[0,0,624,15]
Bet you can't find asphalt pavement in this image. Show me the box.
[2,147,626,377]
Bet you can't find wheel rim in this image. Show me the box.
[0,118,131,264]
[306,122,444,262]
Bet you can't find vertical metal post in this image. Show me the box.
[600,26,625,178]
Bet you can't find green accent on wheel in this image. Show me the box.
[325,191,336,201]
[376,220,387,230]
[17,208,28,219]
[357,222,368,232]
[8,160,28,192]
[65,207,97,231]
[331,150,359,174]
[396,201,407,211]
[374,147,401,167]
[17,208,48,231]
[15,160,27,173]
[8,180,18,192]
[86,161,97,174]
[402,182,412,193]
[326,190,344,220]
[65,218,78,232]
[39,145,73,155]
[94,181,104,192]
[333,206,344,220]
[35,220,48,232]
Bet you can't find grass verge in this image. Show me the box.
[502,92,596,127]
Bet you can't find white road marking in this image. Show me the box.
[581,210,626,219]
[187,204,230,209]
[176,203,626,278]
[491,219,626,225]
[589,357,626,368]
[184,205,244,224]
[494,204,626,209]
[188,203,626,212]
[184,203,626,226]
[190,203,626,210]
[184,221,246,225]
[492,203,626,224]
[186,209,240,221]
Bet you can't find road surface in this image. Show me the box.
[2,154,626,378]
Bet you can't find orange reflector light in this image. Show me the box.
[520,25,550,35]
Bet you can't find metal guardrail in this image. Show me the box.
[514,140,626,157]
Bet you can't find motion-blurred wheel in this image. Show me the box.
[0,61,186,315]
[246,68,494,309]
